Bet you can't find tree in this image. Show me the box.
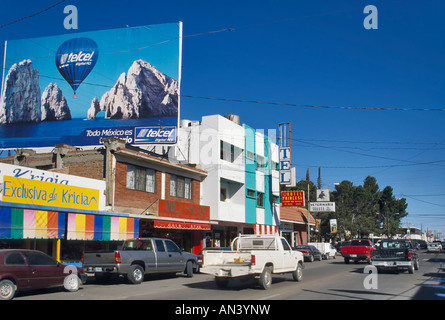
[331,176,407,239]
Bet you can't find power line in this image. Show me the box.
[0,0,67,29]
[181,95,445,112]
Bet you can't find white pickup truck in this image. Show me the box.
[200,234,304,289]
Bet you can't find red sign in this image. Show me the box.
[281,191,305,207]
[154,220,211,230]
[158,200,210,221]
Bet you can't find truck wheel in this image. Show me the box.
[408,263,415,274]
[185,261,194,278]
[128,265,144,284]
[292,262,303,282]
[215,277,229,288]
[259,266,272,290]
[414,259,419,270]
[344,258,350,264]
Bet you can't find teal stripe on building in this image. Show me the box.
[244,125,256,224]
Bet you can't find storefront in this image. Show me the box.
[140,199,211,254]
[0,204,139,264]
[0,162,138,264]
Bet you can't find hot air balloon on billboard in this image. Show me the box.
[55,38,99,98]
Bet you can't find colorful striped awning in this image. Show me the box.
[67,213,139,241]
[0,207,65,239]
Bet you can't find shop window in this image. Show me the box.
[170,175,192,199]
[127,164,156,193]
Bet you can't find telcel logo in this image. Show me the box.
[135,126,177,144]
[60,51,95,65]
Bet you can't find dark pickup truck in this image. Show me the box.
[371,239,419,274]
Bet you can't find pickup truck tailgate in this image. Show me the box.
[83,251,117,266]
[200,251,254,277]
[372,249,408,261]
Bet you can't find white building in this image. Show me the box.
[170,114,281,247]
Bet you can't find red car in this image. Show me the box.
[0,249,87,300]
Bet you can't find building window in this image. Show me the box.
[220,188,227,201]
[220,140,235,163]
[272,195,280,203]
[127,165,156,193]
[256,155,264,170]
[246,151,255,161]
[257,192,264,208]
[170,175,192,199]
[247,189,256,198]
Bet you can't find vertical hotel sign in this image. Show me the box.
[2,176,99,211]
[279,123,292,184]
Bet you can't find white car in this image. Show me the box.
[427,243,442,253]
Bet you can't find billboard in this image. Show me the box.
[0,22,182,149]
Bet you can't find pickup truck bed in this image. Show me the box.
[371,240,419,273]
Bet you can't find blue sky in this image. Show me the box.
[1,0,444,237]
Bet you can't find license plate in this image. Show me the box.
[95,267,103,272]
[350,254,357,257]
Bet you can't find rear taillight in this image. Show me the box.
[115,252,121,264]
[408,251,412,258]
[251,255,256,265]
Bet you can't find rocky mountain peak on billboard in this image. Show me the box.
[91,59,178,120]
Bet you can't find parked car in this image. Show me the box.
[308,242,337,259]
[427,242,442,253]
[293,245,322,262]
[337,241,350,253]
[0,249,87,300]
[196,247,231,270]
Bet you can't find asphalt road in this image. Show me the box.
[15,251,445,301]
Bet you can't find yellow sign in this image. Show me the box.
[2,176,99,210]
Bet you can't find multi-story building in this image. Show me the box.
[171,114,281,247]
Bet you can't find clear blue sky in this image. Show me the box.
[1,0,444,237]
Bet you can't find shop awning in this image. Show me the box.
[154,220,211,231]
[0,207,65,239]
[254,224,278,235]
[67,213,139,241]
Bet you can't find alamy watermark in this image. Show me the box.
[64,5,78,30]
[363,265,378,290]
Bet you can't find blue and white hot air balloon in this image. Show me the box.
[55,37,99,98]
